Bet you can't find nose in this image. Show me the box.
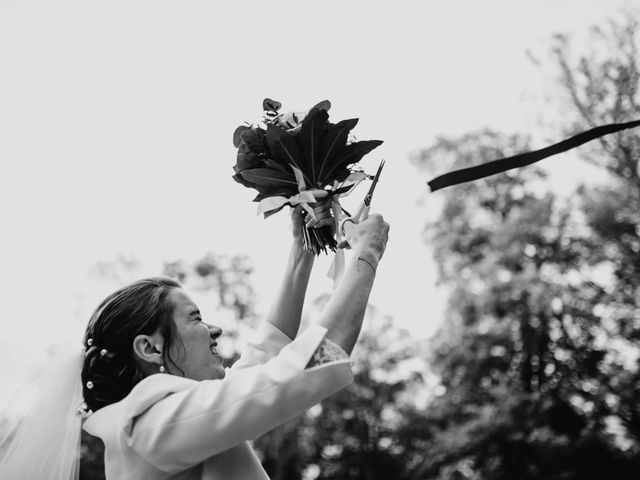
[208,324,223,340]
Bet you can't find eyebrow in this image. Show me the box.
[189,309,201,317]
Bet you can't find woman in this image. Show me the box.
[0,202,389,480]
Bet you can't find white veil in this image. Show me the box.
[0,346,84,480]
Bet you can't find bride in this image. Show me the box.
[0,201,389,480]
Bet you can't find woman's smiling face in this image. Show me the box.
[167,288,225,381]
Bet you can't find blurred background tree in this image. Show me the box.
[409,9,640,480]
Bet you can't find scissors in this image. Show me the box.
[339,159,385,240]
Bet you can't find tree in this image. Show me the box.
[409,10,640,480]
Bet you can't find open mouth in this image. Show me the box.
[209,342,219,356]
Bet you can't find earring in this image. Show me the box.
[159,365,166,373]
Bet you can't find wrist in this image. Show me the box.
[291,240,315,265]
[352,247,380,270]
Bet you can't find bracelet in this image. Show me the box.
[357,256,377,274]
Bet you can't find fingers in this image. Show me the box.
[305,209,333,229]
[309,189,329,201]
[341,219,355,237]
[338,213,390,259]
[304,194,334,229]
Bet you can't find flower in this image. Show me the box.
[231,98,383,255]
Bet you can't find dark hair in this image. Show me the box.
[81,277,182,412]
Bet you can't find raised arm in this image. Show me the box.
[317,214,390,354]
[263,194,332,339]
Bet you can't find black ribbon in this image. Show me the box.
[427,120,640,192]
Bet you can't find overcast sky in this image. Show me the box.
[0,0,631,403]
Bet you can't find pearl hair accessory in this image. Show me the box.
[86,381,94,389]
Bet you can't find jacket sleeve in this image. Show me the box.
[124,325,353,473]
[227,321,293,373]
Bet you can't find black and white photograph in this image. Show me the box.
[1,1,639,479]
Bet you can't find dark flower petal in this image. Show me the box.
[234,151,264,172]
[233,125,251,148]
[263,98,282,113]
[239,127,267,151]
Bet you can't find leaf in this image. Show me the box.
[317,118,359,181]
[264,159,289,173]
[263,203,287,219]
[265,124,311,184]
[334,167,352,183]
[252,189,293,202]
[233,125,251,148]
[323,140,383,179]
[239,168,298,188]
[298,107,330,186]
[232,172,258,189]
[311,100,331,112]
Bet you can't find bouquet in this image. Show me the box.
[232,99,383,255]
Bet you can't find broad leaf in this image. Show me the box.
[298,107,329,186]
[310,100,331,112]
[264,159,289,173]
[265,124,310,184]
[252,189,294,202]
[323,140,383,179]
[317,118,359,182]
[232,172,258,189]
[239,168,298,188]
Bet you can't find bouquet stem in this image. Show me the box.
[300,224,337,255]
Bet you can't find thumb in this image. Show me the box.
[309,189,329,201]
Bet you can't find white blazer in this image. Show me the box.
[83,323,353,479]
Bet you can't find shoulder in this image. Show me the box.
[83,374,197,438]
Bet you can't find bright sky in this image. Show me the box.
[0,0,631,402]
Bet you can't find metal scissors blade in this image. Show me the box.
[364,159,385,207]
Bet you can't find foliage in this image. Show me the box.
[409,10,640,479]
[254,303,429,480]
[232,99,383,255]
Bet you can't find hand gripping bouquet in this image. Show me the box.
[232,99,383,255]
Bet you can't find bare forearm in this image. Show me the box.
[317,248,377,354]
[264,242,315,339]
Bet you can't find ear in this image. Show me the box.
[132,332,164,367]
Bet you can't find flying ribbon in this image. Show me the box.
[427,120,640,191]
[256,166,318,219]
